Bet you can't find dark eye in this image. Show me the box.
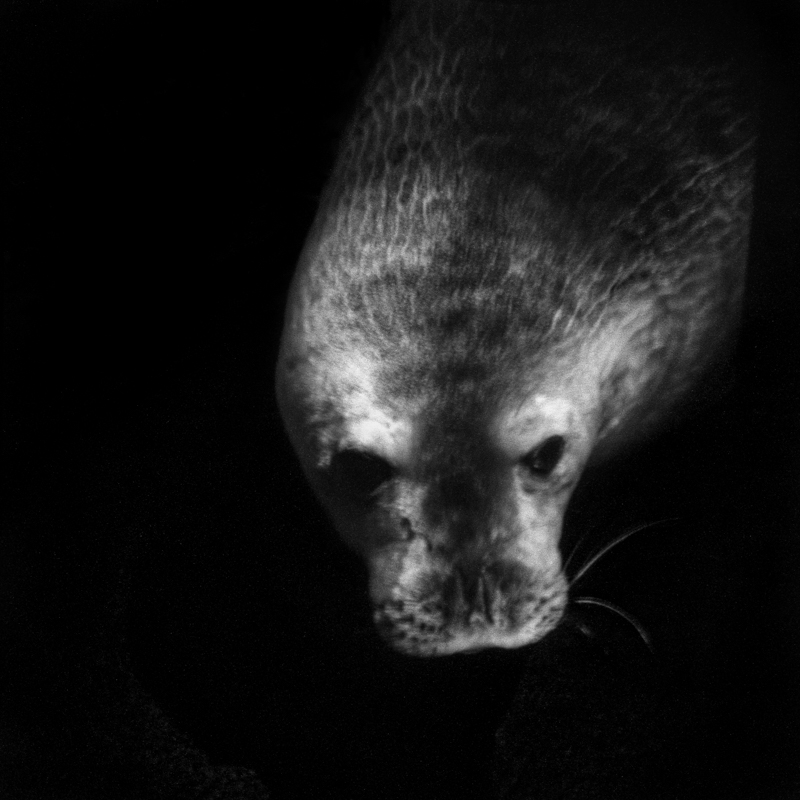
[521,436,565,478]
[330,449,395,498]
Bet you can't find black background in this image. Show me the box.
[3,1,800,798]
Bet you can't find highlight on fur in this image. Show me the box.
[277,0,756,656]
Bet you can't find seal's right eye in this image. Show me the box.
[330,449,395,498]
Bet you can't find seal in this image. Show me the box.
[276,0,755,656]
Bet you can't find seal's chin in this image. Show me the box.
[372,571,568,657]
[374,612,565,656]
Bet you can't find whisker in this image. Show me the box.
[573,595,654,653]
[572,618,594,639]
[569,517,678,587]
[561,519,607,576]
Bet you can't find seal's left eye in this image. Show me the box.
[521,435,566,478]
[331,449,395,498]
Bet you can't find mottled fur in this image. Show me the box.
[277,0,755,655]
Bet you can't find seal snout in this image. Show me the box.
[446,561,504,625]
[372,552,567,656]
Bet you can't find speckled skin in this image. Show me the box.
[277,0,755,656]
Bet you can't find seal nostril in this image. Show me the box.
[481,570,496,623]
[450,567,467,614]
[472,572,488,620]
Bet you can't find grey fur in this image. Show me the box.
[277,0,755,655]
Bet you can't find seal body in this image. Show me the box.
[276,0,755,656]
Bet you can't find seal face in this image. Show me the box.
[276,1,755,656]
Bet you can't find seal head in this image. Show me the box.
[276,1,754,656]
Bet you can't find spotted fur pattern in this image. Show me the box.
[277,0,755,655]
